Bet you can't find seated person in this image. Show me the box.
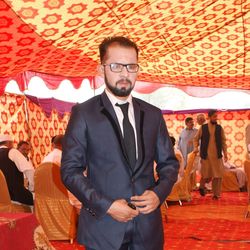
[224,161,247,192]
[42,134,82,210]
[0,134,34,205]
[42,134,64,165]
[17,140,34,188]
[17,140,33,163]
[170,136,184,182]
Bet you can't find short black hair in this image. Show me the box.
[185,117,193,124]
[51,135,57,144]
[17,140,29,149]
[0,141,6,146]
[53,134,64,147]
[99,36,139,63]
[208,109,217,117]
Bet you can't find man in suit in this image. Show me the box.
[61,36,179,250]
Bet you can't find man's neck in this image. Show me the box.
[105,88,130,102]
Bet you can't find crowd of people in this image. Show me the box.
[171,110,248,200]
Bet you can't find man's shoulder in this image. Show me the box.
[72,95,101,111]
[133,97,161,113]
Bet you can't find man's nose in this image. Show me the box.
[120,65,129,76]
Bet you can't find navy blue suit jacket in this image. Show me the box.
[61,92,179,250]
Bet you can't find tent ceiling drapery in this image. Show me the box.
[5,77,250,116]
[0,0,250,92]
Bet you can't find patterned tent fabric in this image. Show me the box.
[0,93,249,168]
[0,0,250,91]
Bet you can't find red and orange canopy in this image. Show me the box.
[0,0,250,92]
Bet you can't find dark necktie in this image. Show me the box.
[116,103,136,168]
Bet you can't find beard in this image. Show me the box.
[210,120,217,125]
[105,75,134,97]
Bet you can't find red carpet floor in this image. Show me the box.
[51,191,250,250]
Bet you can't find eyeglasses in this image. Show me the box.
[103,63,139,73]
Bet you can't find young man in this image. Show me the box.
[61,36,179,250]
[194,110,228,200]
[178,117,198,168]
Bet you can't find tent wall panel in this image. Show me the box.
[26,98,70,167]
[0,93,28,144]
[0,93,248,168]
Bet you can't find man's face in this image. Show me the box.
[186,119,194,129]
[18,144,30,158]
[210,113,218,124]
[100,45,138,99]
[197,115,206,125]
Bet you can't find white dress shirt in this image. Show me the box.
[42,148,62,166]
[105,89,138,157]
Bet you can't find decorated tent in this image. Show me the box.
[0,0,249,167]
[0,0,250,90]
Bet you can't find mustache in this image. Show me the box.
[116,79,132,85]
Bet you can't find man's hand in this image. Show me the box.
[131,190,160,214]
[107,199,139,222]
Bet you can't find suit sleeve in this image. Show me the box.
[153,115,179,204]
[61,105,113,218]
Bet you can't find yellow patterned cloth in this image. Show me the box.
[34,162,78,241]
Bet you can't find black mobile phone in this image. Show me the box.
[127,202,136,210]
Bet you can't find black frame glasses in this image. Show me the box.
[103,63,139,73]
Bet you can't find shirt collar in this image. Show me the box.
[105,89,133,106]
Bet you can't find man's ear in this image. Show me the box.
[97,64,104,77]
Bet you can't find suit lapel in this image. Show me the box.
[132,98,145,176]
[99,92,133,173]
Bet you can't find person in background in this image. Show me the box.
[223,160,247,192]
[17,140,34,188]
[178,117,198,168]
[193,113,209,189]
[43,135,82,211]
[42,134,64,165]
[196,113,206,126]
[194,109,228,200]
[61,36,179,250]
[0,134,34,205]
[17,140,32,161]
[170,136,184,183]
